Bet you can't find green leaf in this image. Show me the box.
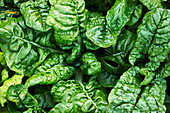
[50,78,108,113]
[33,86,56,108]
[132,77,166,112]
[19,0,51,32]
[66,43,81,65]
[0,52,6,67]
[24,65,75,89]
[102,29,137,65]
[6,84,38,109]
[127,4,143,26]
[97,69,119,87]
[86,16,117,48]
[46,0,88,42]
[81,52,101,75]
[129,8,170,71]
[158,62,170,78]
[0,69,9,85]
[139,0,162,10]
[0,17,53,76]
[0,74,23,107]
[107,67,142,112]
[140,68,155,85]
[106,0,137,37]
[83,38,100,50]
[107,67,167,112]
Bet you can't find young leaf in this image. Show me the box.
[129,8,170,71]
[0,74,23,107]
[80,52,101,75]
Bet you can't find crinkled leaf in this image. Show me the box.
[81,52,101,75]
[86,16,117,48]
[24,65,75,89]
[46,0,88,42]
[127,4,143,26]
[0,74,23,107]
[106,0,137,37]
[129,8,170,71]
[107,67,167,112]
[6,84,38,109]
[66,43,81,65]
[0,69,9,85]
[107,67,141,112]
[132,77,166,112]
[0,52,6,67]
[50,78,108,113]
[139,0,162,10]
[83,38,100,50]
[19,0,51,32]
[0,17,54,76]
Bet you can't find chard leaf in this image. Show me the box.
[139,0,162,10]
[97,69,119,87]
[19,0,51,32]
[0,74,23,107]
[6,84,38,109]
[86,16,117,48]
[129,8,170,71]
[107,67,167,112]
[140,68,155,85]
[80,52,101,75]
[24,65,75,89]
[103,29,136,65]
[0,52,6,67]
[0,17,55,76]
[0,69,9,85]
[66,43,81,65]
[83,38,100,50]
[50,78,108,113]
[106,0,137,37]
[46,0,88,42]
[127,4,143,26]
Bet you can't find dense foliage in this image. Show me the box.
[0,0,170,113]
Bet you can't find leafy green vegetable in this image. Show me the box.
[107,67,167,112]
[86,16,117,48]
[129,8,170,71]
[19,0,51,32]
[0,74,23,107]
[81,52,101,76]
[50,78,108,113]
[0,17,51,76]
[0,0,170,112]
[127,4,143,26]
[139,0,162,10]
[106,0,137,37]
[46,0,88,42]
